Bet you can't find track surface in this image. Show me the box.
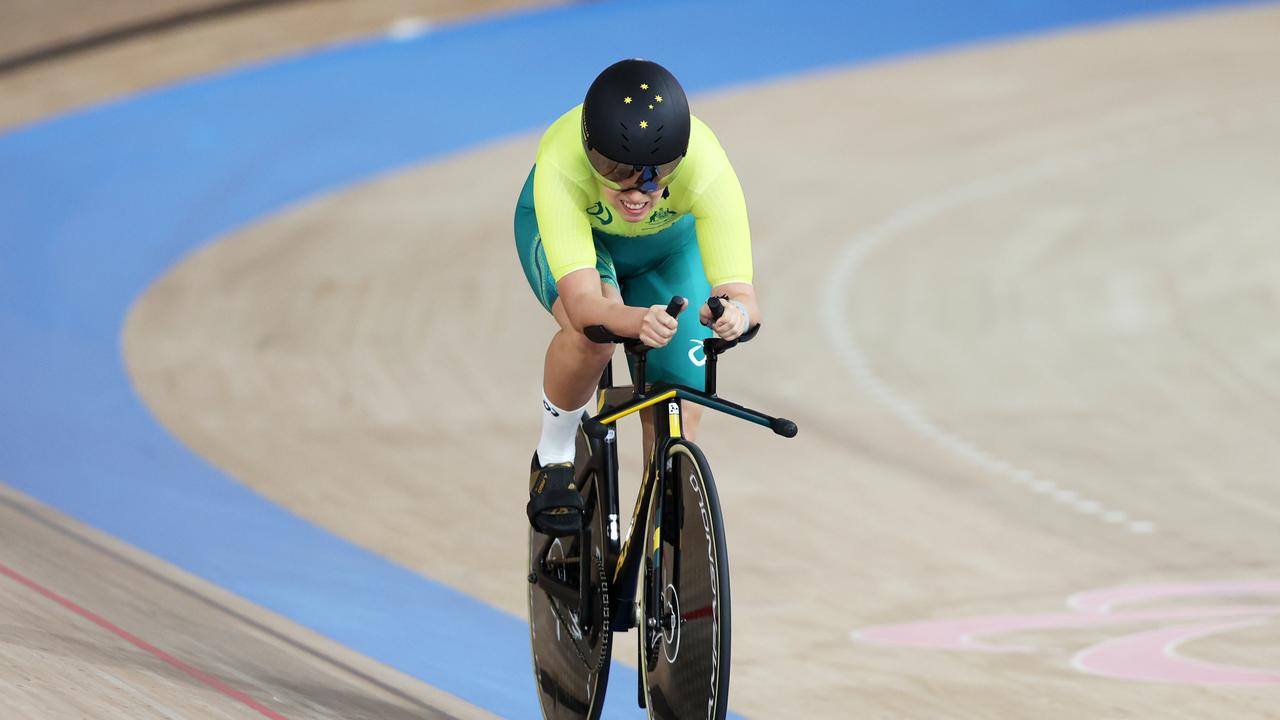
[1,2,543,719]
[124,3,1280,717]
[0,486,491,719]
[6,0,1280,718]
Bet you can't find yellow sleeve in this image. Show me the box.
[532,107,602,282]
[688,125,753,287]
[533,159,596,281]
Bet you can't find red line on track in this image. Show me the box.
[0,561,289,720]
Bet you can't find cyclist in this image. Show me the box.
[516,58,759,536]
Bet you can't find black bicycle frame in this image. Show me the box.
[574,309,797,632]
[529,294,798,627]
[525,296,799,717]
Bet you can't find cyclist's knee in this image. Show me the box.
[572,328,615,365]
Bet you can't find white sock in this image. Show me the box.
[537,391,593,465]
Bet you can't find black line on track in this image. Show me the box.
[0,490,463,720]
[0,0,314,75]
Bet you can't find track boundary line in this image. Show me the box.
[822,101,1280,535]
[0,558,291,719]
[0,489,468,719]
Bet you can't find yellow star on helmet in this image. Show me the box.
[655,95,663,102]
[648,104,654,109]
[639,120,649,129]
[624,96,632,104]
[640,83,649,90]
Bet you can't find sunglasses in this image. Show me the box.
[586,147,684,193]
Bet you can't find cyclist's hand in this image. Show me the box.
[639,301,683,348]
[700,300,746,341]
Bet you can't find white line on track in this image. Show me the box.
[387,17,433,41]
[822,101,1279,536]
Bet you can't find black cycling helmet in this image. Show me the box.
[581,58,690,193]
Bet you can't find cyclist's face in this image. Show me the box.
[599,172,663,223]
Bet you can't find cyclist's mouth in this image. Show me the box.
[618,198,650,221]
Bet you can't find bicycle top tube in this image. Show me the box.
[587,382,798,438]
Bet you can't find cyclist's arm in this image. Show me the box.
[556,268,647,335]
[558,269,682,348]
[532,158,641,334]
[534,160,597,282]
[685,125,753,295]
[687,144,758,333]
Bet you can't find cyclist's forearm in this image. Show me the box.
[561,289,646,336]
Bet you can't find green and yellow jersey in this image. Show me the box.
[521,104,753,287]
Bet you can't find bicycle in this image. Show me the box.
[527,296,798,720]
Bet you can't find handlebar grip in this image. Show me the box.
[707,296,725,321]
[665,296,684,319]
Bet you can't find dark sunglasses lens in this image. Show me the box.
[587,148,683,191]
[586,148,626,183]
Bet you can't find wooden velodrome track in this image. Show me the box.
[3,1,1280,717]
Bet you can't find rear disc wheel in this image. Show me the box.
[527,431,612,719]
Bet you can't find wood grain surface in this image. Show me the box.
[10,1,1280,717]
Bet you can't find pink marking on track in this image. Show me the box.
[1074,619,1280,685]
[853,580,1280,686]
[0,561,290,720]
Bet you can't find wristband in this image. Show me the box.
[729,299,750,335]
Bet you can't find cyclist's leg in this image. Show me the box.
[516,178,622,461]
[545,283,621,412]
[517,187,625,533]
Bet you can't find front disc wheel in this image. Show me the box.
[640,441,731,720]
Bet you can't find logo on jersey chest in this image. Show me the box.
[586,201,613,226]
[647,208,678,227]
